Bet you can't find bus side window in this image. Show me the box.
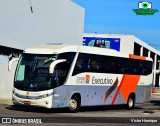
[52,61,70,86]
[99,56,105,73]
[81,54,90,72]
[102,57,110,73]
[90,59,97,71]
[52,52,76,85]
[141,61,152,75]
[76,59,83,70]
[132,61,138,74]
[127,60,137,74]
[72,53,153,76]
[89,55,101,72]
[138,61,144,75]
[87,59,91,71]
[146,61,152,75]
[73,58,83,75]
[120,59,126,74]
[73,53,86,75]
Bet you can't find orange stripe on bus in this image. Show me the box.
[129,54,146,60]
[111,75,125,105]
[111,75,140,104]
[104,77,119,103]
[119,75,140,101]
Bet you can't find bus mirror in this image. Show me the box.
[8,58,19,71]
[49,59,66,74]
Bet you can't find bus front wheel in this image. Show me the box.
[127,95,135,110]
[68,96,79,112]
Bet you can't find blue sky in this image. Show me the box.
[72,0,160,50]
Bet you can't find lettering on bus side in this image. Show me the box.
[76,75,113,85]
[92,76,113,85]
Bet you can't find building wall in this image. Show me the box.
[119,35,134,54]
[0,64,17,99]
[0,0,84,99]
[0,56,17,99]
[0,0,84,49]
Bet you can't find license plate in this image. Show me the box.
[24,101,31,105]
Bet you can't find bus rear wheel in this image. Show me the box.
[68,96,79,112]
[127,95,135,110]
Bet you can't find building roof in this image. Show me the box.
[24,44,78,54]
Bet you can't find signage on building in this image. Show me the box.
[83,37,121,51]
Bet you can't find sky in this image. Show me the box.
[72,0,160,50]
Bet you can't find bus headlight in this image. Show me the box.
[39,92,53,98]
[42,94,48,98]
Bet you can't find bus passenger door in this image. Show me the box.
[51,62,70,108]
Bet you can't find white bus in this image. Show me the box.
[9,44,153,112]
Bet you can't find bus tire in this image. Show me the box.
[127,95,135,110]
[68,95,80,112]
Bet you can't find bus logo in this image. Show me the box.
[30,83,35,88]
[86,75,90,84]
[76,75,90,84]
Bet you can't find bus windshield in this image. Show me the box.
[14,52,75,91]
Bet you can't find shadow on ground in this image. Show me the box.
[5,104,144,114]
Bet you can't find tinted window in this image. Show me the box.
[14,52,76,91]
[72,53,152,76]
[52,52,76,86]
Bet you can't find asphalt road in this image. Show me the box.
[0,95,159,126]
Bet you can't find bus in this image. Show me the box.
[9,44,153,112]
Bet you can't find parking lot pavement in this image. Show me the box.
[0,95,159,125]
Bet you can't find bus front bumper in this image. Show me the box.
[12,94,53,108]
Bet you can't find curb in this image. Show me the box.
[151,93,160,96]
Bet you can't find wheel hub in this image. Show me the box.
[128,98,133,107]
[69,99,77,110]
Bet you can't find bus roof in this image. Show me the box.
[23,44,152,61]
[24,44,78,54]
[24,44,119,55]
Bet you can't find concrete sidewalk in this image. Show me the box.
[0,98,12,105]
[151,93,160,101]
[152,93,160,96]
